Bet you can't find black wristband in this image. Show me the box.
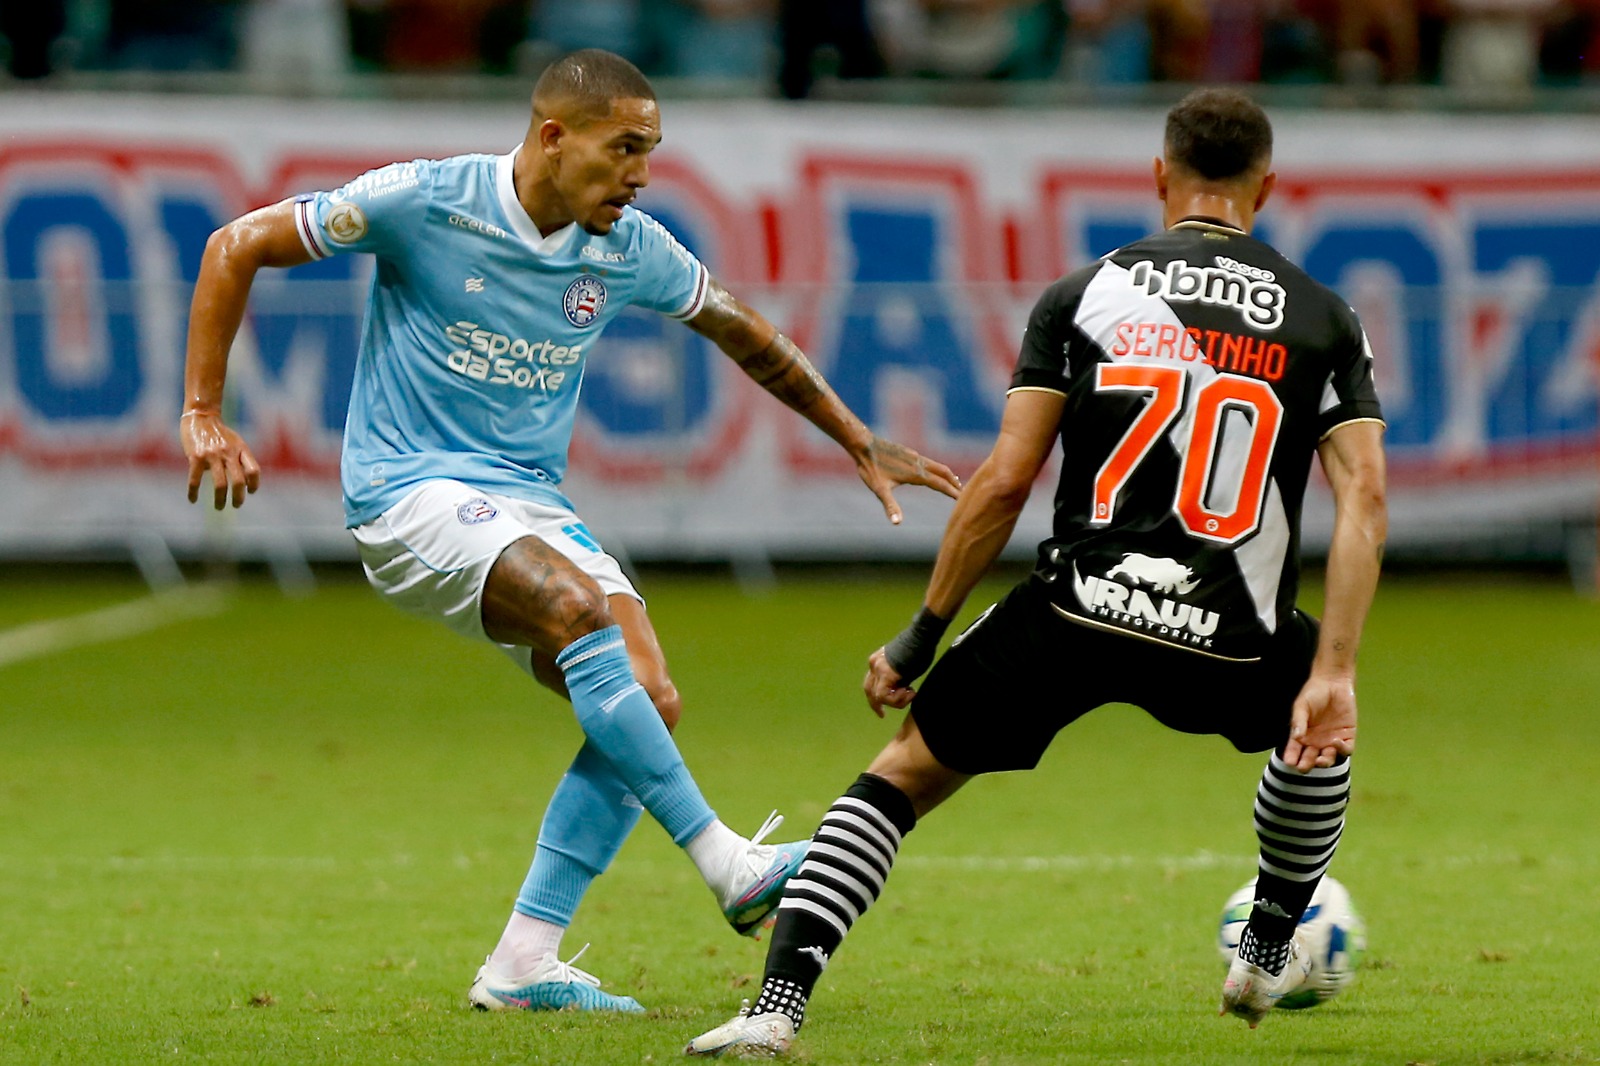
[882,606,951,683]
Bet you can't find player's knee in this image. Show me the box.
[547,574,616,643]
[868,727,966,817]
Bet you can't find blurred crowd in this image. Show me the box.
[3,0,1596,94]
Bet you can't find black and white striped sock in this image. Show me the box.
[751,773,917,1029]
[1245,750,1350,963]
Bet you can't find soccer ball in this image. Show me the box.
[1217,875,1366,1009]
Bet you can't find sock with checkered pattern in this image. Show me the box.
[752,773,917,1029]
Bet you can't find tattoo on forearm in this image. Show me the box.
[744,334,829,411]
[692,280,743,336]
[1333,640,1347,652]
[690,278,835,416]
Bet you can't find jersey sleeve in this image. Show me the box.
[1316,306,1386,440]
[292,159,433,261]
[1009,277,1077,395]
[629,210,709,320]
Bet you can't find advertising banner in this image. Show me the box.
[2,95,1596,561]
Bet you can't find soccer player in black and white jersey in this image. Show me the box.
[687,88,1387,1056]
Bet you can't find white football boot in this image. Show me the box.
[717,812,809,937]
[685,999,796,1058]
[468,945,644,1013]
[1220,930,1313,1028]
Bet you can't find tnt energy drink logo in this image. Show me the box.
[1128,258,1287,330]
[1070,555,1220,649]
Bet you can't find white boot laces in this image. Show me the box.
[546,943,602,988]
[749,810,785,846]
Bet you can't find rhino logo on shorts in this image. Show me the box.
[1105,553,1200,595]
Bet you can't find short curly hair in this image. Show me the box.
[1164,88,1273,181]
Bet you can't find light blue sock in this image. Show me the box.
[514,741,644,925]
[555,627,717,846]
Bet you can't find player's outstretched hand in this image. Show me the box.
[181,410,261,510]
[1284,673,1357,772]
[864,647,916,718]
[855,436,962,526]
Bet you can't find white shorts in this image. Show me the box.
[351,479,640,671]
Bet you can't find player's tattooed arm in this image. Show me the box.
[688,277,962,523]
[688,278,832,417]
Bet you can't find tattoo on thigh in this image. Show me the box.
[485,537,608,649]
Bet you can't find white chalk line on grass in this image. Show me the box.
[0,584,230,669]
[1,850,1588,876]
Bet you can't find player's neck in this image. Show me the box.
[512,146,576,237]
[1162,194,1252,234]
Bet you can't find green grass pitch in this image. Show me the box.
[1,568,1597,1064]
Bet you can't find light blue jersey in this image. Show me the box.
[294,149,708,527]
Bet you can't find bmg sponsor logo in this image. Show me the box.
[1129,258,1287,330]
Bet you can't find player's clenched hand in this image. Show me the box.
[864,647,916,718]
[855,436,962,526]
[181,410,261,510]
[1284,673,1357,772]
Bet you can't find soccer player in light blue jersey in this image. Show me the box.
[179,49,961,1013]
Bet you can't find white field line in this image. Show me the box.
[0,850,1587,876]
[898,852,1247,873]
[0,584,230,669]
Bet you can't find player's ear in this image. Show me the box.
[538,118,565,157]
[1255,170,1277,213]
[1153,157,1168,201]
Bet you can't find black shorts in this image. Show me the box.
[911,577,1318,775]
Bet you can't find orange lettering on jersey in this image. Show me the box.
[1155,324,1178,361]
[1218,332,1245,373]
[1132,323,1155,358]
[1109,323,1286,382]
[1262,343,1286,380]
[1236,336,1264,378]
[1112,322,1135,357]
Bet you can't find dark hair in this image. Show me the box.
[533,49,656,121]
[1164,88,1273,181]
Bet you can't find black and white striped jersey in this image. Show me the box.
[1011,219,1384,662]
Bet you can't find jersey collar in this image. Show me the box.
[496,148,579,255]
[1170,216,1248,236]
